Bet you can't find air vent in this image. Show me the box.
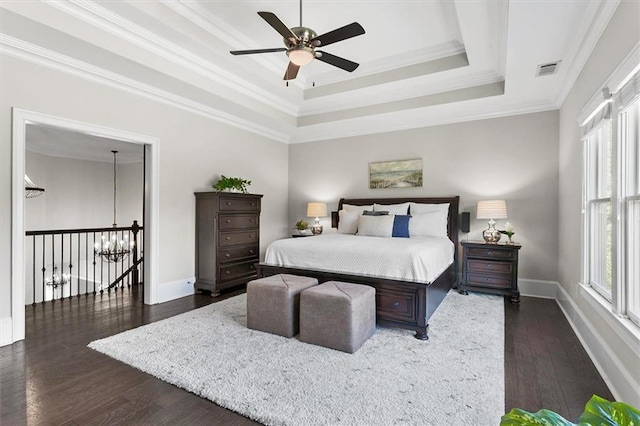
[536,61,561,77]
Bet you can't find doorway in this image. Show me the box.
[10,108,160,344]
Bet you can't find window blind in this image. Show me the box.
[614,69,640,110]
[581,101,611,138]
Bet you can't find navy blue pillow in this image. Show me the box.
[392,215,411,238]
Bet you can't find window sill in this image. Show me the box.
[579,283,640,353]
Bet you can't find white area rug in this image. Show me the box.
[89,291,504,425]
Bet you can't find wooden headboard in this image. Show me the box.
[337,196,460,256]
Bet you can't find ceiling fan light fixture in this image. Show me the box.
[288,46,314,66]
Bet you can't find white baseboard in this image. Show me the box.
[519,278,559,299]
[155,277,196,304]
[0,317,13,347]
[555,284,640,406]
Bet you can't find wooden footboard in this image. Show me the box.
[256,263,456,340]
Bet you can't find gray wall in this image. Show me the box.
[558,0,639,405]
[288,110,560,282]
[1,53,289,321]
[25,151,143,231]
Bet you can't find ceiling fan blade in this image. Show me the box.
[310,22,365,47]
[258,11,299,42]
[315,51,359,72]
[283,62,300,80]
[230,47,287,55]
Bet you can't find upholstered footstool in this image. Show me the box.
[299,281,376,354]
[247,274,319,337]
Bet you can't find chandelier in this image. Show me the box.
[94,150,133,263]
[45,265,69,288]
[25,174,45,198]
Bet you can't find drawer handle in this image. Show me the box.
[225,270,231,275]
[226,202,232,205]
[251,202,255,206]
[226,219,232,223]
[250,234,255,238]
[226,236,231,241]
[250,265,254,269]
[486,264,492,269]
[249,218,254,222]
[393,302,400,307]
[487,251,493,255]
[486,278,492,283]
[249,250,254,254]
[225,253,231,258]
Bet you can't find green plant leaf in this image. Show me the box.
[579,395,640,426]
[500,408,575,426]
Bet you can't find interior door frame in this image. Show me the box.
[11,108,160,344]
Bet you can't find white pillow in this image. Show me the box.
[357,215,394,237]
[342,204,373,215]
[373,202,410,215]
[409,210,449,237]
[409,202,449,215]
[337,210,360,234]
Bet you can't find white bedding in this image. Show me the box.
[265,233,454,284]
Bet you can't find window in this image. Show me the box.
[582,66,640,328]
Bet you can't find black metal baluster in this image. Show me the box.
[127,229,131,288]
[100,232,104,295]
[85,232,88,297]
[107,230,111,294]
[41,236,46,304]
[77,233,81,298]
[93,232,97,295]
[51,234,55,303]
[32,236,36,306]
[68,233,73,300]
[60,233,65,302]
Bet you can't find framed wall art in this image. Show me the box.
[369,159,423,189]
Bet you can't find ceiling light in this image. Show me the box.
[288,46,314,66]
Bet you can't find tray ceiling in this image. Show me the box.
[0,1,620,144]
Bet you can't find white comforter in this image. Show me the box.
[265,233,454,284]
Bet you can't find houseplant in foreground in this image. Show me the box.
[212,175,251,193]
[501,394,640,425]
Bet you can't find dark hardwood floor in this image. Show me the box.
[1,287,612,425]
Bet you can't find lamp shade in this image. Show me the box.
[307,202,327,218]
[476,200,507,219]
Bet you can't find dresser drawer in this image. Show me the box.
[467,259,512,275]
[218,214,258,230]
[218,261,257,284]
[376,288,416,323]
[218,230,258,247]
[219,196,260,212]
[467,247,514,260]
[218,245,258,263]
[466,273,512,289]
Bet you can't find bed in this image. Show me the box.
[257,196,459,340]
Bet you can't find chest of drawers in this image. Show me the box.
[460,241,521,303]
[194,192,262,296]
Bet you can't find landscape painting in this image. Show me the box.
[369,159,423,189]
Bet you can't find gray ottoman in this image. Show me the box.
[247,274,318,337]
[299,281,376,353]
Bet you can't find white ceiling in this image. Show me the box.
[0,0,620,149]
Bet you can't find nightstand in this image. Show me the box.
[460,241,521,303]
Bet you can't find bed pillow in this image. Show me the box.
[337,210,360,234]
[392,215,411,238]
[409,210,449,237]
[373,202,410,215]
[357,215,394,237]
[363,210,389,216]
[342,204,373,215]
[409,202,449,215]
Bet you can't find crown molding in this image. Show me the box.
[43,0,300,115]
[1,34,291,143]
[300,69,502,116]
[552,0,621,107]
[291,100,557,144]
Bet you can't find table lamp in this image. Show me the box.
[476,200,507,243]
[307,202,327,235]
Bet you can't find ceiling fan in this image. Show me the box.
[230,1,365,81]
